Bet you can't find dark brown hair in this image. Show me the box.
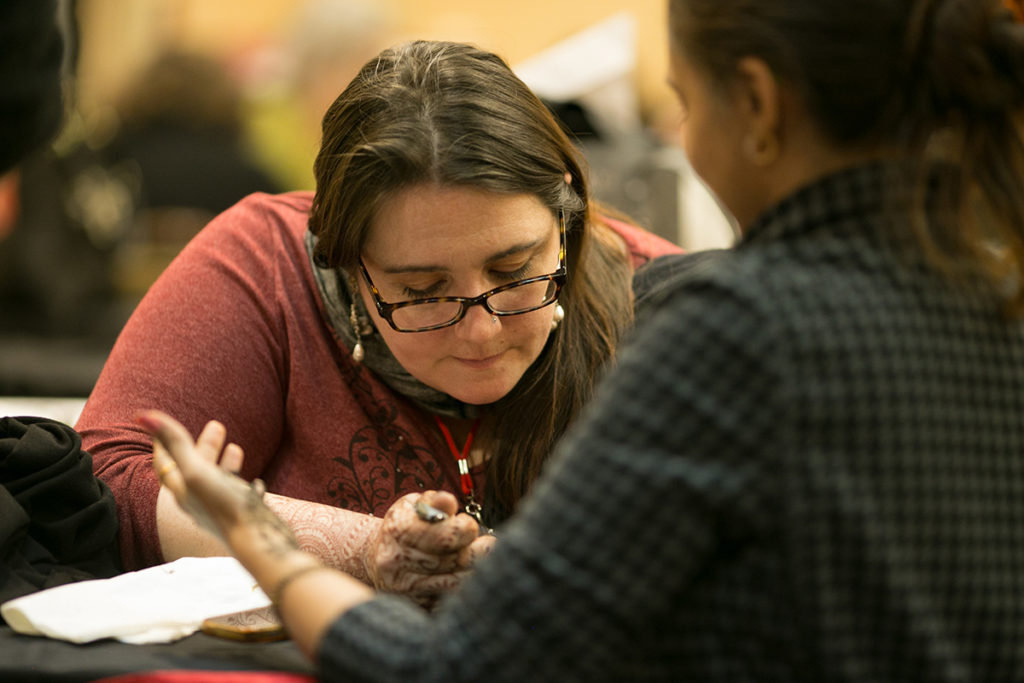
[308,41,634,520]
[669,0,1024,311]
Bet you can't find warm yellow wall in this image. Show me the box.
[387,0,670,117]
[76,0,671,119]
[74,0,674,190]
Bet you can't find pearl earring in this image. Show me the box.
[350,299,365,362]
[550,303,564,331]
[348,275,374,363]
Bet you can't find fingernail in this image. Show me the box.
[134,411,159,432]
[414,499,449,523]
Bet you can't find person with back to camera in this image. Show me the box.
[76,40,682,604]
[136,0,1024,680]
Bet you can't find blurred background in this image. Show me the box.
[0,0,733,400]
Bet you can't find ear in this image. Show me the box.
[733,57,783,164]
[735,57,781,132]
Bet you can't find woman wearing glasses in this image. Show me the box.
[76,40,680,600]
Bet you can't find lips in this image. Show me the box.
[454,352,503,368]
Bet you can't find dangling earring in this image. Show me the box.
[550,303,564,331]
[350,299,365,362]
[349,276,373,362]
[743,131,780,167]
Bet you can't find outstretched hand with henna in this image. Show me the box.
[136,410,299,553]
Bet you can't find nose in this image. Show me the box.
[454,300,500,341]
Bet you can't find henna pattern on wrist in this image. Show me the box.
[246,479,301,558]
[263,493,381,583]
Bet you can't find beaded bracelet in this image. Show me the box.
[269,563,331,609]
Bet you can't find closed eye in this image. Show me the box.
[397,257,538,300]
[491,261,533,282]
[401,279,448,300]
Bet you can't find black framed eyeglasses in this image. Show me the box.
[359,211,567,333]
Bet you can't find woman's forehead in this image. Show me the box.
[363,185,556,265]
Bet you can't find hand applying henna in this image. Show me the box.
[362,490,496,607]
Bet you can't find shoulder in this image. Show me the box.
[207,190,313,237]
[628,246,796,366]
[633,249,730,315]
[145,190,318,314]
[597,215,683,269]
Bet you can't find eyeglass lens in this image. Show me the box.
[391,278,558,330]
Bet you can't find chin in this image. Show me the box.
[449,389,510,406]
[444,379,517,406]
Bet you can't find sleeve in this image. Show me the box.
[601,215,684,269]
[317,274,786,682]
[76,196,292,569]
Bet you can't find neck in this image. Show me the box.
[437,414,477,443]
[738,145,887,232]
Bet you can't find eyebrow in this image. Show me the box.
[377,236,547,275]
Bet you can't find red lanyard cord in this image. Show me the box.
[432,415,495,535]
[433,415,481,497]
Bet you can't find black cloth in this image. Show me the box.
[0,626,315,682]
[0,0,64,175]
[0,416,121,608]
[317,162,1024,681]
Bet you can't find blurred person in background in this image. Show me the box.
[249,0,396,191]
[104,49,282,222]
[77,40,681,605]
[141,0,1024,680]
[0,45,282,396]
[0,0,125,397]
[0,0,65,178]
[99,49,283,297]
[285,0,395,138]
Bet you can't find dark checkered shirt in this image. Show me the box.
[320,163,1024,682]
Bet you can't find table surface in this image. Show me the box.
[0,624,316,682]
[0,396,86,426]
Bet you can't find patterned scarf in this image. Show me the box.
[304,230,480,419]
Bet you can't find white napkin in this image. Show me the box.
[0,556,271,644]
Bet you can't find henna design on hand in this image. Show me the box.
[245,478,300,559]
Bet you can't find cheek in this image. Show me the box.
[511,308,557,358]
[680,109,725,184]
[681,124,711,179]
[376,326,436,370]
[681,116,741,215]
